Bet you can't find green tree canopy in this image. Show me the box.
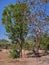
[2,2,29,57]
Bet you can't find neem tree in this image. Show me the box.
[2,2,29,57]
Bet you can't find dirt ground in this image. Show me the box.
[0,49,49,65]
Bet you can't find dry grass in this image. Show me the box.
[0,49,49,65]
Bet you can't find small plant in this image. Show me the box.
[0,46,2,51]
[9,49,20,59]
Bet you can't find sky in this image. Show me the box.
[0,0,17,40]
[0,0,49,41]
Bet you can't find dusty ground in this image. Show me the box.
[0,49,49,65]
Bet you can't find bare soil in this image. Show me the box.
[0,49,49,65]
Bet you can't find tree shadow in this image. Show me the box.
[26,50,49,58]
[41,51,49,56]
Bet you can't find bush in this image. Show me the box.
[9,49,20,59]
[46,43,49,50]
[23,42,34,50]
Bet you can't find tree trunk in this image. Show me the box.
[34,37,40,57]
[34,44,40,57]
[20,43,22,58]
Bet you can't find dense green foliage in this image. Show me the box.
[39,34,49,50]
[0,39,9,49]
[10,49,20,58]
[2,2,29,57]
